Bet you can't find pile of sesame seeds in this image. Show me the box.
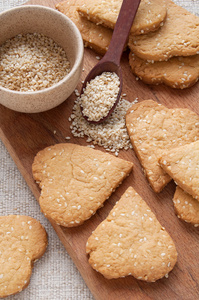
[69,92,137,156]
[0,33,70,92]
[80,72,120,122]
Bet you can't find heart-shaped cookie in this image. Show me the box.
[173,186,199,226]
[129,0,199,61]
[86,186,177,281]
[129,52,199,89]
[126,100,199,192]
[0,215,47,298]
[32,143,133,227]
[56,0,113,55]
[160,140,199,200]
[77,0,167,36]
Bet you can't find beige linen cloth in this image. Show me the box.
[0,0,198,299]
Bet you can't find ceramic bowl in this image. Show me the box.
[0,5,84,113]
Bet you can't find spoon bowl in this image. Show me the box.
[80,61,123,124]
[80,0,141,123]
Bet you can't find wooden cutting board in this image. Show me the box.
[1,1,199,299]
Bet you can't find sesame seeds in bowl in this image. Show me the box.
[0,5,84,113]
[0,33,71,92]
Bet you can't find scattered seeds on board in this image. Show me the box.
[80,72,120,122]
[0,33,70,92]
[70,95,138,155]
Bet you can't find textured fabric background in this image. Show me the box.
[0,0,198,299]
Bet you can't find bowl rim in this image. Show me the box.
[0,5,84,95]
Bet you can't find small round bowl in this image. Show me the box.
[0,5,84,113]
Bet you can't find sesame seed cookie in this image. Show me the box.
[77,0,167,36]
[86,186,177,281]
[32,143,133,227]
[56,0,112,55]
[129,52,199,89]
[0,215,47,298]
[129,0,199,61]
[159,140,199,200]
[173,186,199,226]
[126,100,199,193]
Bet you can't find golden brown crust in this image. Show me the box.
[86,186,177,281]
[129,52,199,89]
[0,215,47,298]
[159,140,199,200]
[56,0,112,55]
[77,0,167,36]
[32,143,133,227]
[173,186,199,226]
[129,0,199,61]
[126,100,199,193]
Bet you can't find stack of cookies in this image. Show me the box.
[126,100,199,226]
[56,0,199,89]
[128,0,199,89]
[56,0,167,54]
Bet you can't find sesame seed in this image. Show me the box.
[80,72,120,122]
[0,33,70,91]
[69,96,132,153]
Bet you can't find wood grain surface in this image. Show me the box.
[0,1,199,299]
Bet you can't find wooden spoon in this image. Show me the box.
[80,0,141,124]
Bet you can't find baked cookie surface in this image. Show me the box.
[126,100,199,192]
[173,186,199,226]
[56,0,112,54]
[160,140,199,200]
[32,143,133,227]
[77,0,167,36]
[129,0,199,61]
[129,52,199,89]
[86,186,177,281]
[0,215,47,298]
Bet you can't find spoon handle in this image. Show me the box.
[101,0,141,65]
